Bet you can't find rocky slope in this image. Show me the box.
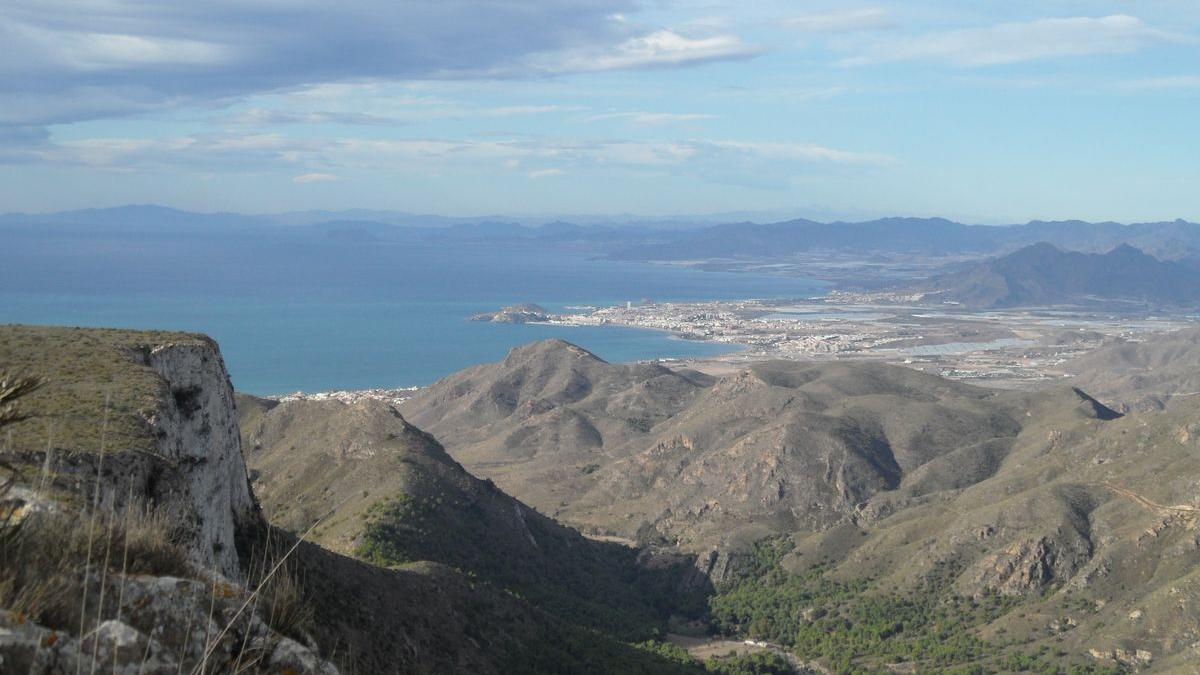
[404,337,1200,669]
[781,393,1200,669]
[0,326,328,672]
[0,326,256,578]
[13,324,1200,671]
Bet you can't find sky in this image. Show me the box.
[1,1,1198,223]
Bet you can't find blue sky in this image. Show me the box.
[1,1,1198,223]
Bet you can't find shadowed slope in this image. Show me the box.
[238,394,709,644]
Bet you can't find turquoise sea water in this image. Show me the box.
[0,232,823,394]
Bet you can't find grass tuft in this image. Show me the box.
[0,502,190,633]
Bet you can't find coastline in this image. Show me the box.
[474,298,1199,390]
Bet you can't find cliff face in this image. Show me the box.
[0,327,257,579]
[0,326,333,674]
[131,339,257,579]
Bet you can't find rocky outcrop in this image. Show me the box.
[968,536,1088,596]
[0,577,334,674]
[0,328,313,673]
[130,339,257,579]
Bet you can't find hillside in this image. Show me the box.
[752,393,1200,671]
[400,339,715,514]
[1067,326,1200,412]
[401,337,1200,670]
[11,325,1200,670]
[0,326,703,674]
[402,340,1119,555]
[237,394,708,642]
[912,243,1200,308]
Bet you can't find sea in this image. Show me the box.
[0,230,823,394]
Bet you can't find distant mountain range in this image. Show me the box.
[908,242,1200,309]
[607,217,1200,261]
[3,204,1198,261]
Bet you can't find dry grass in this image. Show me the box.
[0,325,211,455]
[244,531,315,645]
[0,502,190,633]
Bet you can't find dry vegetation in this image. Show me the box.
[0,504,189,632]
[0,325,210,454]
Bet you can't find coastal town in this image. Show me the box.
[472,299,1194,389]
[274,386,420,406]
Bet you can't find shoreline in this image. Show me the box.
[475,298,1199,390]
[261,297,1199,400]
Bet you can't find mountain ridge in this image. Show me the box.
[908,242,1200,308]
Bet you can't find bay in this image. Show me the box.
[0,230,823,393]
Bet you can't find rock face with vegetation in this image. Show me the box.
[0,327,255,578]
[0,326,330,673]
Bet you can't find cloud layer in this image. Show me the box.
[0,0,754,126]
[19,131,892,182]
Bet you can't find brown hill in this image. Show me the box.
[911,243,1200,309]
[237,393,708,645]
[400,339,713,515]
[402,340,1118,556]
[1067,325,1200,412]
[778,393,1200,670]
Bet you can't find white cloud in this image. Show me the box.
[293,173,341,183]
[586,111,717,126]
[783,8,894,33]
[478,105,582,117]
[536,29,761,73]
[21,132,893,182]
[227,108,396,127]
[841,15,1186,67]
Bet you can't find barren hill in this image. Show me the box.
[237,393,708,645]
[1067,326,1200,413]
[400,339,714,508]
[913,242,1200,309]
[402,340,1119,555]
